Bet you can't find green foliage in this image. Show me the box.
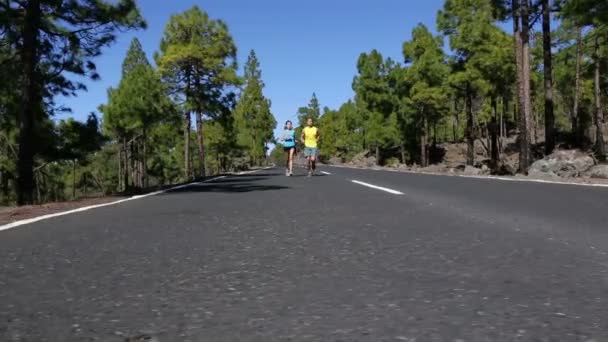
[234,50,277,166]
[156,5,239,111]
[155,5,239,177]
[353,50,402,157]
[1,0,145,204]
[297,93,321,127]
[269,144,287,166]
[403,24,449,130]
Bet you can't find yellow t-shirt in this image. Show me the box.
[303,126,318,148]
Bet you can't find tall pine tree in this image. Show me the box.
[156,6,239,178]
[234,50,277,166]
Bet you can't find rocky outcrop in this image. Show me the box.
[350,152,377,167]
[528,150,595,178]
[585,164,608,179]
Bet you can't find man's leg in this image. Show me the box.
[305,149,312,176]
[311,149,317,172]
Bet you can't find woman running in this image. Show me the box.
[281,120,296,176]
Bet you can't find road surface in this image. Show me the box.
[1,166,608,341]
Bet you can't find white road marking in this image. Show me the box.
[236,167,272,175]
[320,171,332,175]
[0,168,271,232]
[351,180,404,195]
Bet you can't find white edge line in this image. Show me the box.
[320,171,332,175]
[327,164,608,188]
[0,168,271,232]
[351,180,404,195]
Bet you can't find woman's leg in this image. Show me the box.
[284,150,290,175]
[288,148,295,174]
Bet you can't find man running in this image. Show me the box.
[301,118,319,177]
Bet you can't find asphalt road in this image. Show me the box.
[1,166,608,341]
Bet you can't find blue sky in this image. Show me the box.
[58,0,446,138]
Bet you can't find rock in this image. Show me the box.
[327,156,343,165]
[464,165,482,176]
[528,150,595,177]
[349,151,377,167]
[421,163,448,173]
[480,165,491,175]
[528,168,559,179]
[352,151,369,163]
[365,156,377,167]
[494,162,516,176]
[384,157,400,168]
[585,164,608,179]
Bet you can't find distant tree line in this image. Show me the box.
[295,0,607,171]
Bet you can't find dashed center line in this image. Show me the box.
[351,180,404,195]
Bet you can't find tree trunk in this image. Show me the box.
[375,145,380,166]
[123,138,129,192]
[400,143,406,164]
[518,0,533,172]
[490,98,500,166]
[500,97,507,153]
[196,112,206,178]
[72,160,77,200]
[83,172,87,198]
[421,112,428,167]
[542,0,555,154]
[573,26,583,145]
[131,141,136,189]
[16,0,41,205]
[1,141,9,203]
[142,133,148,188]
[466,91,475,166]
[453,98,459,143]
[118,142,123,192]
[593,35,606,160]
[183,111,191,180]
[35,170,41,204]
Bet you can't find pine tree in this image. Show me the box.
[100,38,174,190]
[234,50,277,166]
[297,93,322,128]
[438,0,498,166]
[353,50,400,163]
[403,24,449,166]
[156,6,239,178]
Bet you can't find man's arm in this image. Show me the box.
[301,131,305,144]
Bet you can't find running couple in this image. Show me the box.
[281,118,319,177]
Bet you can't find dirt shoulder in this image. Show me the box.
[0,169,271,227]
[0,196,128,226]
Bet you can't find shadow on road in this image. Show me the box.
[164,175,289,195]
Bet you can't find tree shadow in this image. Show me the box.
[164,174,289,195]
[166,183,289,194]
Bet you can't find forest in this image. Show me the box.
[276,0,608,176]
[1,0,607,206]
[0,2,276,205]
